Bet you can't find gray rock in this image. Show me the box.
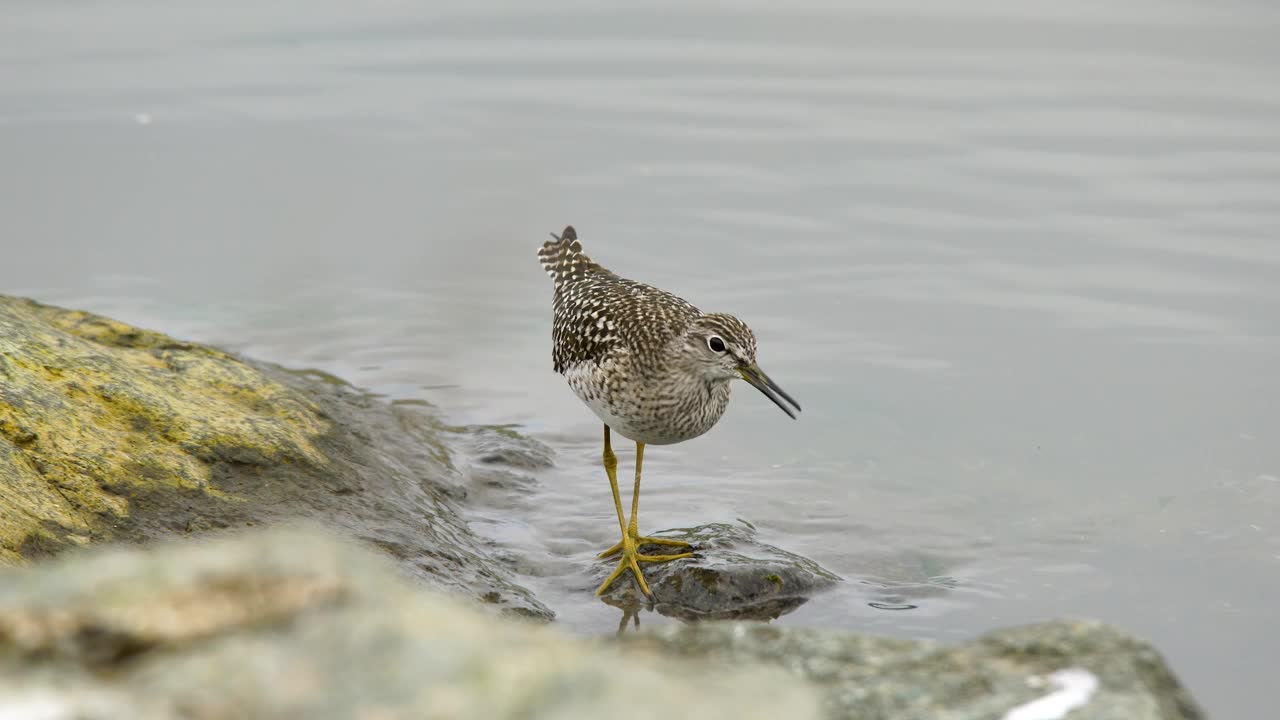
[596,521,842,621]
[0,526,822,720]
[625,620,1206,720]
[450,424,551,506]
[458,424,555,470]
[0,295,550,620]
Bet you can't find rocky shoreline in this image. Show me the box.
[0,294,549,619]
[0,295,1206,719]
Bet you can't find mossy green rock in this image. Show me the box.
[0,526,821,720]
[0,295,549,619]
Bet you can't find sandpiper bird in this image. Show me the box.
[538,225,801,597]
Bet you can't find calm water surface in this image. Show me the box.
[3,2,1279,716]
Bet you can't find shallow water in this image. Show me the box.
[3,1,1278,716]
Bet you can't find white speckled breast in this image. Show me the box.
[564,357,732,446]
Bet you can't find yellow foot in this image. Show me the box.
[594,537,693,597]
[598,533,692,559]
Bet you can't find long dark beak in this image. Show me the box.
[738,363,801,419]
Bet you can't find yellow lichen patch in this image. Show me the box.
[0,296,334,561]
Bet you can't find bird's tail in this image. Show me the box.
[537,225,611,286]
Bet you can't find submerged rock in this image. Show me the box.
[596,521,841,621]
[0,295,549,619]
[625,620,1206,720]
[0,527,822,720]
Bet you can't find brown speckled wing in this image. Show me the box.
[539,226,699,374]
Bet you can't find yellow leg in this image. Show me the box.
[600,427,629,551]
[598,439,693,558]
[594,434,693,597]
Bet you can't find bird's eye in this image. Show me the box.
[707,335,727,353]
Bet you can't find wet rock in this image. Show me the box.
[625,620,1206,720]
[449,424,552,506]
[458,424,555,470]
[0,526,822,720]
[596,521,841,621]
[0,295,549,620]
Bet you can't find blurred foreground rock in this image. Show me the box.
[626,620,1206,720]
[597,521,841,620]
[0,528,1204,720]
[0,527,820,720]
[0,295,548,619]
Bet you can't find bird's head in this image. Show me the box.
[679,313,801,419]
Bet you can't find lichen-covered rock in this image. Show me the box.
[625,620,1206,720]
[0,526,822,720]
[597,521,841,621]
[0,295,549,619]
